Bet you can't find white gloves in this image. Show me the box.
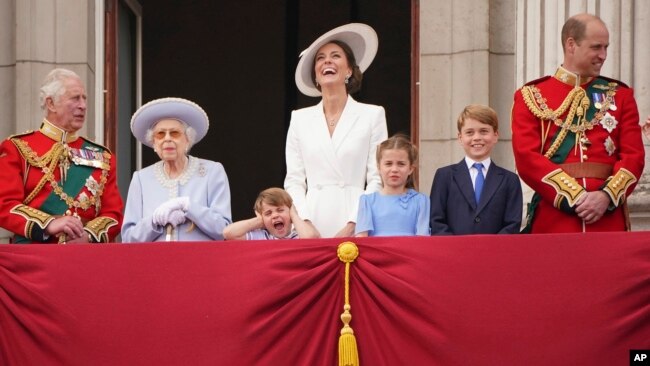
[152,197,190,227]
[166,209,187,227]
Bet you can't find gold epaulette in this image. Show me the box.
[10,136,66,169]
[603,168,636,207]
[85,216,118,243]
[8,130,35,139]
[523,75,551,86]
[542,169,587,208]
[521,84,593,159]
[597,75,628,89]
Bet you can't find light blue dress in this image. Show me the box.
[121,156,232,242]
[355,189,430,236]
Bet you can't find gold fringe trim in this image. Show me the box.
[520,82,618,160]
[11,138,66,204]
[337,241,360,366]
[521,85,590,158]
[11,138,109,210]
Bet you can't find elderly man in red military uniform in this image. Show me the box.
[512,13,645,233]
[0,68,123,243]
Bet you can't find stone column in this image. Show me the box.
[420,0,516,195]
[0,1,16,143]
[629,0,650,228]
[15,0,97,135]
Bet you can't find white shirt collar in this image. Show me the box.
[464,156,491,171]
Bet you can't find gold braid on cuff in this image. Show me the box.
[541,169,587,208]
[85,216,118,243]
[603,168,636,207]
[10,204,55,239]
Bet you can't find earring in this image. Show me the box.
[344,74,350,84]
[315,81,320,87]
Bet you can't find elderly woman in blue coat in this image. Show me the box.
[121,97,232,242]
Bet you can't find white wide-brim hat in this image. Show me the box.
[130,97,209,147]
[295,23,378,97]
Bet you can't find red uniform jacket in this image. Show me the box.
[512,68,644,233]
[0,120,123,243]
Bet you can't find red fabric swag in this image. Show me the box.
[0,233,649,365]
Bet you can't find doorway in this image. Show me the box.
[136,0,412,220]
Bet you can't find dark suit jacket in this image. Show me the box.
[429,160,522,235]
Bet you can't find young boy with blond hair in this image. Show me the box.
[429,104,522,235]
[223,187,320,240]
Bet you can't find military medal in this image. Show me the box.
[599,112,618,133]
[592,93,603,109]
[69,147,110,170]
[78,192,90,205]
[607,96,617,111]
[604,136,616,156]
[85,176,100,195]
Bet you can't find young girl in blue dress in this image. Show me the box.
[355,135,430,236]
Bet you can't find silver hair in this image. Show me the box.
[145,120,197,153]
[39,68,81,116]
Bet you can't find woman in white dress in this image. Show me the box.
[285,23,388,238]
[121,98,232,242]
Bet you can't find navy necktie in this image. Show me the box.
[473,162,485,204]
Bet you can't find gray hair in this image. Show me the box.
[145,120,197,154]
[39,68,81,115]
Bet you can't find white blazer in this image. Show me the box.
[284,96,388,237]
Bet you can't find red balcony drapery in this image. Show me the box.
[1,233,649,365]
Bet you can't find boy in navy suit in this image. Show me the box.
[430,104,522,235]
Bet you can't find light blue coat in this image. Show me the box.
[121,156,232,242]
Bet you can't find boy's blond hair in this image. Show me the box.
[456,104,499,132]
[254,187,293,213]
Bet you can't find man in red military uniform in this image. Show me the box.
[512,13,645,233]
[0,68,123,243]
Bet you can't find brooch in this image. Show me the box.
[604,136,616,156]
[599,112,618,133]
[85,176,100,196]
[78,192,90,204]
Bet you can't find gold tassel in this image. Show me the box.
[337,241,360,366]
